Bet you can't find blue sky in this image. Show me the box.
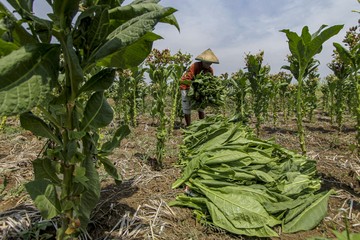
[150,0,359,78]
[3,0,359,78]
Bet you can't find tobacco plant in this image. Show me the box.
[244,51,271,135]
[108,67,146,126]
[320,80,330,113]
[325,74,337,124]
[227,69,250,123]
[303,70,320,122]
[146,49,174,167]
[281,25,343,154]
[333,23,360,153]
[168,50,191,134]
[328,49,351,131]
[0,0,178,238]
[277,72,293,122]
[268,72,291,126]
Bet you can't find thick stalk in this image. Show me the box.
[57,30,77,239]
[132,81,137,127]
[169,81,179,135]
[297,68,306,154]
[355,71,360,156]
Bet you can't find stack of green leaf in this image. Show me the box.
[170,115,334,238]
[187,73,226,109]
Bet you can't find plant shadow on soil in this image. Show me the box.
[1,112,360,239]
[88,177,140,238]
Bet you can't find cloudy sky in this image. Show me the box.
[149,0,359,78]
[3,0,359,78]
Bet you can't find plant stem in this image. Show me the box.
[297,68,306,154]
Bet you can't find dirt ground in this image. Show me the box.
[0,110,360,240]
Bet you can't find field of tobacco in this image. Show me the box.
[0,109,359,240]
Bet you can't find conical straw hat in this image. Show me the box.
[195,48,219,64]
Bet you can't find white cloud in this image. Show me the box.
[153,0,359,78]
[4,0,358,78]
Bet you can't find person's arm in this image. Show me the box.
[182,63,198,80]
[180,63,200,90]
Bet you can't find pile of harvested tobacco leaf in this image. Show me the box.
[170,115,333,237]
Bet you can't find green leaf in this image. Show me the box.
[0,39,19,57]
[7,0,34,13]
[79,68,115,94]
[108,2,179,31]
[0,3,37,45]
[81,91,114,130]
[192,179,281,229]
[333,230,360,240]
[206,198,278,237]
[20,112,62,145]
[97,32,162,68]
[0,44,60,116]
[281,174,313,196]
[100,124,130,154]
[279,29,302,60]
[283,190,335,233]
[74,166,89,188]
[25,179,61,219]
[172,157,201,189]
[64,35,84,96]
[86,7,176,67]
[85,6,110,53]
[307,24,343,58]
[334,42,355,66]
[33,158,61,185]
[53,0,80,27]
[99,156,122,183]
[78,156,100,229]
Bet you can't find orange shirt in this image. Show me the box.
[180,62,214,90]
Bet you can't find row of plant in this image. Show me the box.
[107,22,360,161]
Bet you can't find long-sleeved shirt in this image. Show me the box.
[180,61,214,90]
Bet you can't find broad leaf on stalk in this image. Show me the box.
[98,156,122,183]
[0,39,19,57]
[108,2,179,30]
[333,42,358,67]
[280,25,343,69]
[100,124,131,154]
[32,158,61,185]
[73,5,110,59]
[86,7,177,67]
[78,155,100,229]
[0,2,37,45]
[97,32,163,68]
[78,68,116,94]
[0,44,60,116]
[25,179,61,219]
[53,0,80,28]
[81,91,114,130]
[20,112,62,146]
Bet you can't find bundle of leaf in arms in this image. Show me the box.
[170,115,333,238]
[187,72,226,110]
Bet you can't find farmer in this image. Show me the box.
[180,48,219,127]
